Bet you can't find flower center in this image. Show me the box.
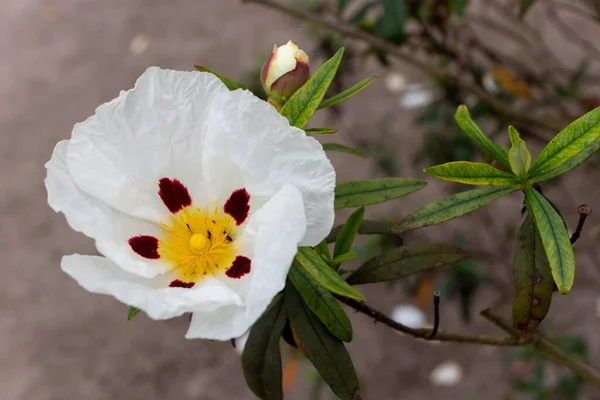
[159,206,238,282]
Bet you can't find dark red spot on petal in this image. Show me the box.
[169,280,195,289]
[226,256,251,279]
[224,188,250,225]
[158,178,192,213]
[128,235,160,259]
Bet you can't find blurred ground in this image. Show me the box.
[1,0,600,399]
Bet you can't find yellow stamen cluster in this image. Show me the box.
[159,207,237,282]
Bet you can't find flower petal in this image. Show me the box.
[186,184,306,340]
[45,141,167,278]
[202,88,335,246]
[62,254,242,319]
[66,67,229,222]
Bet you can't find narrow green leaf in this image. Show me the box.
[338,0,350,13]
[524,188,575,294]
[289,263,353,342]
[323,143,366,157]
[455,105,511,171]
[335,178,426,209]
[508,126,532,179]
[280,48,344,128]
[305,128,337,134]
[512,216,553,339]
[334,208,364,259]
[326,219,401,244]
[348,1,378,24]
[318,76,377,109]
[528,107,600,182]
[424,161,519,186]
[315,239,331,260]
[331,252,357,265]
[449,0,467,17]
[376,0,407,39]
[242,296,287,400]
[127,306,140,321]
[286,284,360,399]
[295,247,365,300]
[519,0,537,19]
[194,66,247,91]
[346,244,470,285]
[394,186,518,233]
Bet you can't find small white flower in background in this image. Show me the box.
[391,304,426,329]
[429,361,464,386]
[129,33,149,55]
[261,41,310,103]
[384,72,407,94]
[45,67,335,340]
[482,71,499,94]
[399,84,436,109]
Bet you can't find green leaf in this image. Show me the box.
[348,1,378,24]
[394,186,518,233]
[295,247,365,300]
[305,128,337,134]
[376,0,407,39]
[335,178,426,209]
[338,0,351,13]
[507,126,532,179]
[326,219,400,244]
[524,188,575,294]
[242,296,287,400]
[528,107,600,183]
[194,66,247,91]
[318,76,377,109]
[127,306,140,321]
[346,244,470,285]
[519,0,537,19]
[322,143,366,157]
[334,207,364,259]
[455,105,511,171]
[285,284,360,399]
[512,216,553,339]
[288,263,353,342]
[331,252,357,265]
[449,0,467,17]
[280,48,344,128]
[315,239,331,260]
[424,161,519,186]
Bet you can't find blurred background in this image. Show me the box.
[2,0,600,398]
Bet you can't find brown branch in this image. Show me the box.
[241,0,560,136]
[570,204,592,244]
[481,309,600,387]
[427,291,440,339]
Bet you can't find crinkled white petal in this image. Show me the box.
[202,87,335,246]
[62,255,242,319]
[185,184,306,340]
[66,67,228,222]
[45,140,167,278]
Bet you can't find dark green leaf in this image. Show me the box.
[519,0,537,19]
[424,161,519,186]
[194,66,247,91]
[449,0,467,17]
[326,219,401,244]
[295,247,365,300]
[348,1,378,24]
[127,306,140,321]
[346,244,470,285]
[376,0,407,39]
[335,178,426,209]
[455,105,511,171]
[305,128,337,134]
[524,188,575,294]
[394,186,517,233]
[528,107,600,183]
[288,263,353,342]
[318,76,377,109]
[334,208,364,259]
[512,216,553,339]
[338,0,351,13]
[242,296,287,400]
[323,143,366,157]
[286,284,360,399]
[280,48,344,128]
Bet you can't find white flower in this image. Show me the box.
[399,84,436,109]
[429,361,464,386]
[391,304,426,330]
[260,41,310,102]
[45,67,335,340]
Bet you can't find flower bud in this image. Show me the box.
[260,41,310,104]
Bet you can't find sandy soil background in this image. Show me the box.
[2,0,600,399]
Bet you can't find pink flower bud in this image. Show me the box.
[261,41,310,103]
